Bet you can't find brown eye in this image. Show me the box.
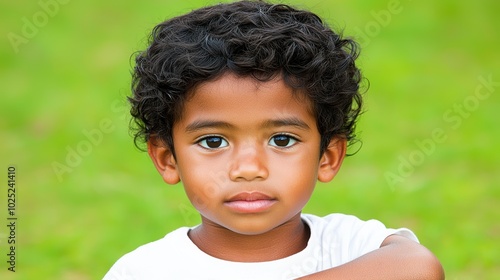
[199,136,228,149]
[269,135,297,147]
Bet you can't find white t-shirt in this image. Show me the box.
[103,213,417,280]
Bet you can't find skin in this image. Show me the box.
[148,73,445,279]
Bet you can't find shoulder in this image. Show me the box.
[303,213,387,242]
[302,212,364,225]
[125,227,190,259]
[302,213,418,264]
[303,213,417,240]
[302,212,385,231]
[103,227,192,280]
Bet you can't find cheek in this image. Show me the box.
[178,157,228,210]
[271,153,319,200]
[290,175,317,204]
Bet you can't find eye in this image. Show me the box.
[198,136,228,149]
[269,134,298,148]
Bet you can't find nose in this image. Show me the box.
[229,144,269,181]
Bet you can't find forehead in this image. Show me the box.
[181,73,315,122]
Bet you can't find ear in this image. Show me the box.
[147,136,180,185]
[317,137,347,183]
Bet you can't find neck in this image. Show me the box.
[188,213,310,262]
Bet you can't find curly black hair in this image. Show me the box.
[130,0,363,156]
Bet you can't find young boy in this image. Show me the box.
[104,1,444,279]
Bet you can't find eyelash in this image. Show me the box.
[269,133,299,148]
[196,135,229,150]
[195,133,300,150]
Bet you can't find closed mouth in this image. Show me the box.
[224,192,276,213]
[226,191,274,202]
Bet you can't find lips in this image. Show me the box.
[224,192,276,213]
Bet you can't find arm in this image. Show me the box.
[297,234,444,280]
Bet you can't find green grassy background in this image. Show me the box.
[1,0,499,279]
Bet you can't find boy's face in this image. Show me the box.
[150,73,345,235]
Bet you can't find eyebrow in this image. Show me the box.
[185,117,310,133]
[185,120,234,133]
[261,117,311,130]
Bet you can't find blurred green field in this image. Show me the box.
[1,0,499,279]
